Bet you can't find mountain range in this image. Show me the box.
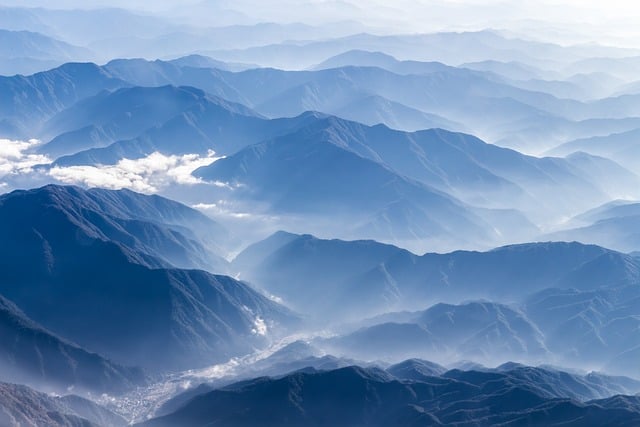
[138,365,640,427]
[548,127,640,171]
[0,294,145,394]
[0,382,127,427]
[0,185,298,373]
[7,56,640,156]
[233,232,640,319]
[0,29,91,76]
[327,301,548,364]
[2,59,637,250]
[4,8,640,426]
[545,200,640,252]
[0,62,127,138]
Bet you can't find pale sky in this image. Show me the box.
[2,0,640,46]
[346,0,640,46]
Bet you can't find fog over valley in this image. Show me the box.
[2,1,640,426]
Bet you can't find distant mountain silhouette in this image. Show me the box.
[192,115,638,231]
[327,302,547,363]
[545,199,640,253]
[0,29,92,76]
[0,62,127,138]
[51,105,323,168]
[549,128,640,171]
[195,117,544,250]
[234,232,639,320]
[42,85,247,157]
[313,50,452,75]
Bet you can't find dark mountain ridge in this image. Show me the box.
[138,365,640,427]
[0,294,146,394]
[0,185,297,372]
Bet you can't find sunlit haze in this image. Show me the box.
[3,1,640,426]
[2,0,640,46]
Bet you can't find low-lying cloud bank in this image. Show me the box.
[49,151,221,193]
[0,139,50,186]
[0,138,221,193]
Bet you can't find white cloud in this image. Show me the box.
[252,316,268,336]
[48,151,221,193]
[193,203,253,218]
[0,138,50,177]
[192,202,219,210]
[49,163,156,193]
[0,140,225,195]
